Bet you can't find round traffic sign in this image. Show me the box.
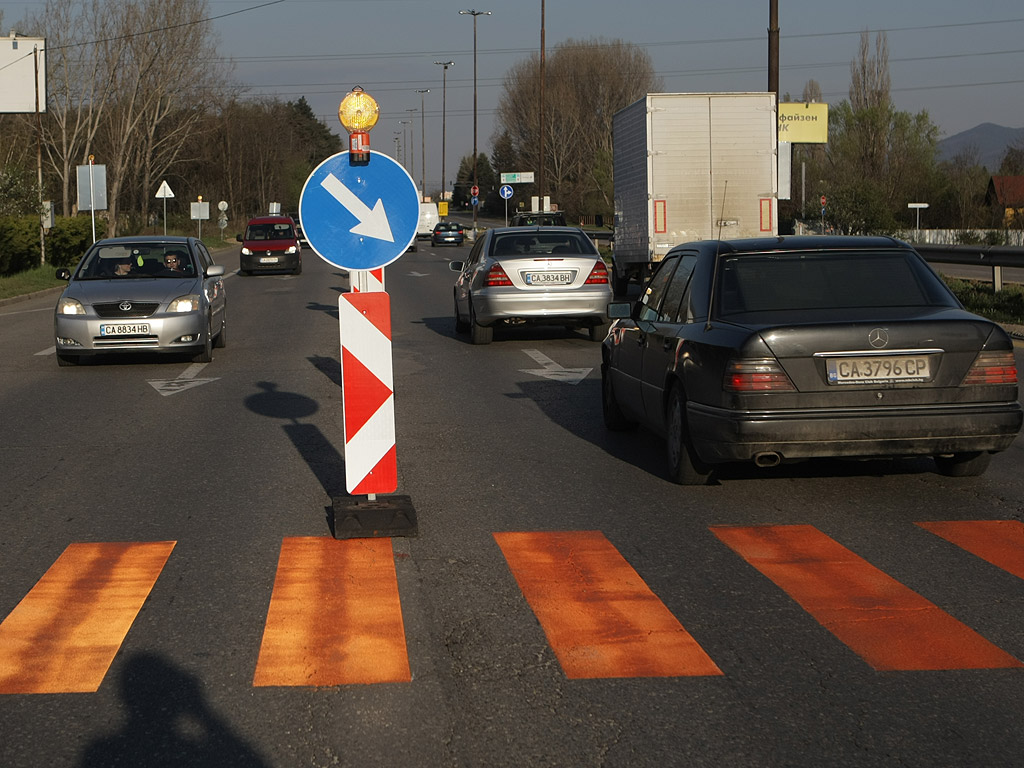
[471,184,480,197]
[820,195,827,206]
[299,150,419,271]
[499,184,513,200]
[471,196,479,207]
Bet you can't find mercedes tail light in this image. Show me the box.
[585,260,610,285]
[724,358,796,392]
[485,264,513,287]
[962,351,1018,386]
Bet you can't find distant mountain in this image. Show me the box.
[937,123,1024,171]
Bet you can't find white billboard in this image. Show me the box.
[0,33,46,114]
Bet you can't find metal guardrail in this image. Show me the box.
[913,243,1024,291]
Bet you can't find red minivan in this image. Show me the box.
[237,215,302,275]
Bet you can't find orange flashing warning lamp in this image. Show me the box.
[338,86,379,165]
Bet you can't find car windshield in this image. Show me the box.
[76,244,196,279]
[716,249,960,317]
[245,223,294,240]
[491,232,594,257]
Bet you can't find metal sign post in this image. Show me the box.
[155,180,174,235]
[299,150,419,538]
[500,184,513,226]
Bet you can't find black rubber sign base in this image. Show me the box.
[331,495,418,539]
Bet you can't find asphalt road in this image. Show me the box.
[2,239,1024,767]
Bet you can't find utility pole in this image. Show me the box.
[459,9,491,237]
[434,61,454,203]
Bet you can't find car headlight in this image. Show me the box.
[241,247,252,255]
[286,245,297,254]
[57,297,86,315]
[168,294,200,313]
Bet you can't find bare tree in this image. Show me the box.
[83,0,227,235]
[26,0,120,217]
[494,38,659,218]
[849,31,890,111]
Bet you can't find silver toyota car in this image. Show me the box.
[54,236,227,366]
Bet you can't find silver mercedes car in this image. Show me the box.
[54,236,227,366]
[448,226,613,344]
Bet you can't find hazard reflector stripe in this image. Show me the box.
[917,520,1024,580]
[711,525,1022,671]
[253,537,411,687]
[341,346,393,439]
[0,541,175,694]
[494,531,722,679]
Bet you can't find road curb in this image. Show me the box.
[0,285,64,308]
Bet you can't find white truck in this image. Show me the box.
[611,92,778,294]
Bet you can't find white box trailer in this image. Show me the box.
[612,92,778,293]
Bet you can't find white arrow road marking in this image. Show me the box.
[36,346,56,356]
[148,362,219,396]
[519,349,592,385]
[407,271,429,277]
[320,172,394,242]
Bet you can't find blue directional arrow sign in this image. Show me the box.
[499,184,513,200]
[299,150,419,271]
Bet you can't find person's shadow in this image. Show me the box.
[80,653,270,767]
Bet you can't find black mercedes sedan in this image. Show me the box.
[601,236,1022,484]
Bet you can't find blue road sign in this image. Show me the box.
[471,196,479,207]
[499,184,513,200]
[299,150,419,271]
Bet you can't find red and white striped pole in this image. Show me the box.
[338,283,396,496]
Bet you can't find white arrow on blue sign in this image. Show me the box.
[499,184,513,200]
[299,150,419,271]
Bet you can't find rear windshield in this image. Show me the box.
[716,249,959,317]
[245,222,295,241]
[76,244,196,279]
[490,232,596,257]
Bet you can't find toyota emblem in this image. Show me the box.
[119,301,133,312]
[868,328,888,348]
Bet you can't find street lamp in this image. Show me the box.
[405,109,417,181]
[539,0,545,201]
[434,61,455,204]
[399,119,412,171]
[415,89,430,201]
[459,9,491,237]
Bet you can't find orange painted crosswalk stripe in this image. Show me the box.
[0,541,175,694]
[917,520,1024,580]
[711,525,1022,671]
[253,537,410,687]
[494,531,722,679]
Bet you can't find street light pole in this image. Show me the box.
[539,0,545,203]
[459,9,491,238]
[416,89,430,201]
[399,119,412,171]
[405,110,417,179]
[434,61,455,205]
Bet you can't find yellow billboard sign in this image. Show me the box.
[439,201,449,217]
[778,103,829,143]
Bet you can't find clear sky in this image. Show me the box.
[6,0,1024,195]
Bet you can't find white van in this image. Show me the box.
[417,203,439,239]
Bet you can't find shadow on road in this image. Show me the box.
[79,653,270,768]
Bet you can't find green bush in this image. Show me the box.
[943,277,1024,325]
[46,216,93,269]
[0,216,41,276]
[0,214,93,274]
